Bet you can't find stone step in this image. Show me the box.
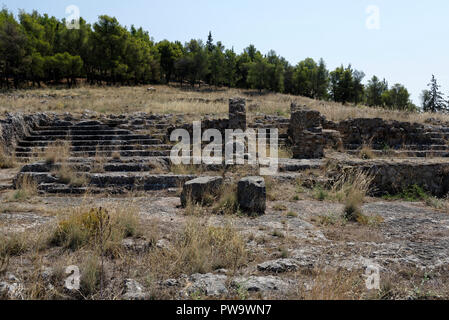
[20,161,168,173]
[35,125,113,131]
[28,173,196,193]
[88,173,195,189]
[17,138,164,147]
[344,144,449,151]
[15,144,172,153]
[427,132,449,139]
[278,158,324,172]
[38,184,92,195]
[31,129,132,136]
[23,134,164,141]
[346,150,449,158]
[15,150,172,158]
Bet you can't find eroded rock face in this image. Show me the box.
[289,104,325,159]
[0,113,52,151]
[181,176,223,207]
[237,176,266,215]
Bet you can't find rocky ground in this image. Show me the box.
[1,166,448,300]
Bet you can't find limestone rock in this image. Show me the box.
[257,259,299,273]
[156,239,171,250]
[183,273,228,297]
[122,279,146,300]
[232,276,289,293]
[121,238,152,254]
[181,176,223,207]
[237,177,266,215]
[0,273,24,300]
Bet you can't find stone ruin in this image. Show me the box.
[228,98,247,131]
[1,97,448,198]
[289,103,325,159]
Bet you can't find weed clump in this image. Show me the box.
[44,141,71,165]
[212,184,239,215]
[359,145,375,160]
[50,206,141,251]
[383,184,429,202]
[11,174,38,201]
[174,219,246,274]
[53,163,88,187]
[0,147,16,169]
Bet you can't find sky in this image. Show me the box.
[2,0,449,104]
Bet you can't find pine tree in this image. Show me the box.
[366,76,388,107]
[422,75,446,113]
[206,31,214,53]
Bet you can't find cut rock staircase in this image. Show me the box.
[344,129,449,158]
[13,118,196,194]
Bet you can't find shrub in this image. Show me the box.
[389,184,429,202]
[314,185,328,201]
[331,169,374,223]
[50,206,141,251]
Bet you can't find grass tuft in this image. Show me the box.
[44,141,71,165]
[50,205,141,252]
[174,218,247,274]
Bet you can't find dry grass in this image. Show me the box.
[212,184,239,215]
[0,232,28,258]
[0,147,16,169]
[145,217,247,278]
[293,269,366,300]
[10,174,38,201]
[52,163,89,187]
[90,149,107,173]
[44,141,71,165]
[111,151,121,161]
[0,85,445,124]
[170,163,205,175]
[50,205,141,253]
[321,169,376,223]
[359,145,376,160]
[265,176,301,201]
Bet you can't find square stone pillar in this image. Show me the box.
[229,98,247,131]
[289,103,325,159]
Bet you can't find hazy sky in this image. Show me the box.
[2,0,449,104]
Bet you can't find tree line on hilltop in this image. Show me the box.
[1,8,448,113]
